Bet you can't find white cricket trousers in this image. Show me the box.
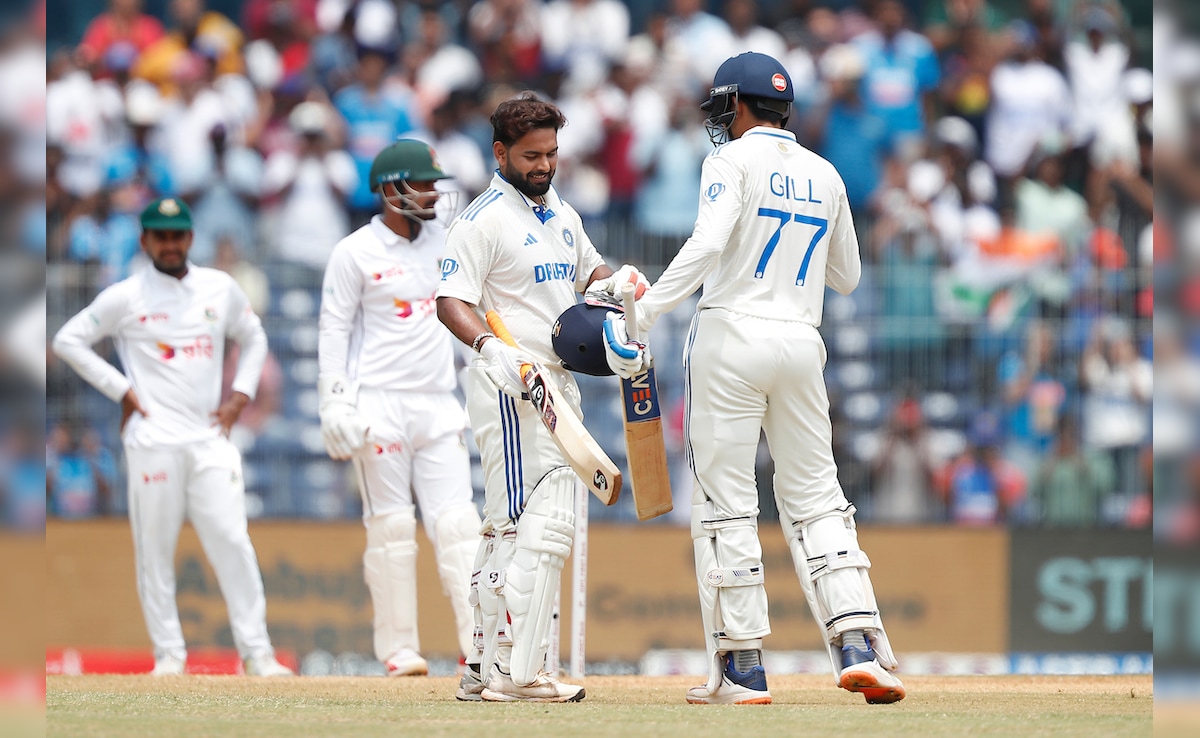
[125,437,273,662]
[685,309,851,523]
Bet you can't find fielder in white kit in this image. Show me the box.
[436,93,647,703]
[317,139,481,677]
[52,198,293,677]
[621,52,906,705]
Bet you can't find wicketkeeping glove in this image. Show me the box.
[318,374,369,460]
[479,337,534,399]
[602,312,650,379]
[586,264,649,300]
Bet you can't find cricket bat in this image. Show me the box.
[619,282,673,521]
[485,310,622,505]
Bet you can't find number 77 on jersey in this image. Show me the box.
[620,282,673,521]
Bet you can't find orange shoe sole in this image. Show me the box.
[686,695,773,705]
[839,670,906,704]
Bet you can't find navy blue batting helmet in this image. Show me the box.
[552,302,620,376]
[701,52,794,144]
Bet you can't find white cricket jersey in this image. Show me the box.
[436,171,606,364]
[52,263,268,448]
[637,126,861,332]
[319,216,456,392]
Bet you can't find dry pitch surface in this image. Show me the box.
[48,674,1152,738]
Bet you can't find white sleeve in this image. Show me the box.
[317,242,363,377]
[573,217,606,293]
[824,180,862,295]
[226,279,268,399]
[636,151,741,332]
[50,284,132,403]
[435,219,494,306]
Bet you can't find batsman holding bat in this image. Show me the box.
[436,92,648,703]
[52,198,293,678]
[622,52,906,705]
[317,140,480,678]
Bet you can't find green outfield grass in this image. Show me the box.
[47,674,1152,738]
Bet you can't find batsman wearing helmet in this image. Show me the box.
[613,52,906,705]
[317,139,481,677]
[436,92,649,703]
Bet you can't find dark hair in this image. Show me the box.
[490,92,567,146]
[743,95,787,125]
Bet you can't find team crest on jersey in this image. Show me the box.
[705,183,726,201]
[204,307,217,321]
[440,258,459,280]
[561,228,574,248]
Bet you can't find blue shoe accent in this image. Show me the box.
[723,654,769,691]
[841,644,875,669]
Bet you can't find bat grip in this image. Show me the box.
[620,282,641,342]
[484,310,533,380]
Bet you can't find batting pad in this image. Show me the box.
[467,529,494,665]
[434,503,483,658]
[481,531,515,679]
[782,506,898,677]
[505,467,576,686]
[364,508,419,662]
[692,501,771,692]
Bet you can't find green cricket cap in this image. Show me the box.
[139,198,193,231]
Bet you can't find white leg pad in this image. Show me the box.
[467,528,494,666]
[480,530,515,679]
[364,508,419,662]
[433,502,483,659]
[692,501,770,692]
[781,505,898,677]
[505,467,575,686]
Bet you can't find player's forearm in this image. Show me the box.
[230,325,267,401]
[637,236,723,334]
[51,320,130,402]
[436,296,490,350]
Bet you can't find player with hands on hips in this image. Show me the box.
[317,139,481,678]
[634,52,906,705]
[52,198,293,678]
[437,92,639,702]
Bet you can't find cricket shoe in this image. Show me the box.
[686,653,772,705]
[838,644,905,704]
[150,654,186,676]
[243,654,295,677]
[455,663,484,701]
[385,649,429,677]
[480,666,585,702]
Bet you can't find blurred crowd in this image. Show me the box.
[37,0,1176,532]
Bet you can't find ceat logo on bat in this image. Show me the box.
[771,73,787,91]
[156,342,176,360]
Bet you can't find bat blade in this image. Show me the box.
[486,310,622,505]
[620,282,673,520]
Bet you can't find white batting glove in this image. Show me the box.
[479,337,533,399]
[586,264,649,300]
[602,312,650,379]
[318,375,369,460]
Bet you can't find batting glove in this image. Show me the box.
[318,375,369,460]
[586,264,649,300]
[479,337,533,399]
[602,312,650,379]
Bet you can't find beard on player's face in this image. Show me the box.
[502,158,553,199]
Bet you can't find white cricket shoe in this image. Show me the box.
[685,655,772,705]
[838,658,906,704]
[480,666,585,703]
[243,655,296,677]
[384,649,429,677]
[150,654,186,676]
[455,663,484,701]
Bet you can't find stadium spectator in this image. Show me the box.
[539,0,631,92]
[407,7,484,113]
[1079,318,1150,502]
[261,100,356,270]
[996,319,1069,478]
[1028,414,1113,527]
[188,122,264,264]
[77,0,166,77]
[466,0,542,86]
[664,0,736,90]
[869,394,940,523]
[724,0,786,59]
[132,0,245,94]
[46,421,116,518]
[1014,137,1090,255]
[935,411,1027,525]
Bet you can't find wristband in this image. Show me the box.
[471,332,496,353]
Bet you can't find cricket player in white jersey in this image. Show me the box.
[317,139,481,677]
[613,52,906,705]
[52,198,293,677]
[436,93,648,702]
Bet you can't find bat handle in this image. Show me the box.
[484,310,533,380]
[620,281,640,343]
